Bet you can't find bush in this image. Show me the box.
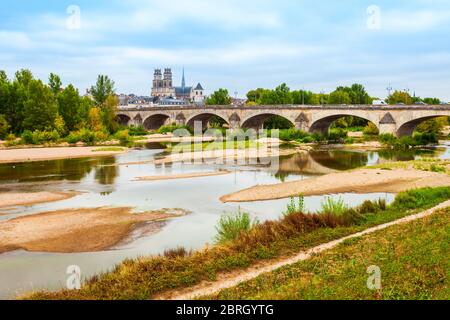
[128,125,148,136]
[215,210,258,244]
[363,122,380,136]
[79,128,96,145]
[66,131,82,144]
[29,130,60,145]
[115,129,132,146]
[327,128,347,142]
[21,130,33,144]
[158,124,193,135]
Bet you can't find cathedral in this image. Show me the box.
[151,68,205,104]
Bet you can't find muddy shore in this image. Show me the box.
[0,207,188,254]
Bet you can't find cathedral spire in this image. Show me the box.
[181,67,186,90]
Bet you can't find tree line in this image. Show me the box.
[206,83,444,106]
[0,69,120,142]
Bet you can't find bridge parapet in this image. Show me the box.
[116,105,450,136]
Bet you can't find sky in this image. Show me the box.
[1,0,450,100]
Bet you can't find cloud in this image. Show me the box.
[381,9,450,32]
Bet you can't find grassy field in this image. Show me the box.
[205,208,449,300]
[25,187,450,300]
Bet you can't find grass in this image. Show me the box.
[369,158,450,175]
[284,195,306,216]
[320,196,348,215]
[25,187,450,300]
[205,207,449,300]
[166,140,260,152]
[215,209,259,244]
[92,147,125,152]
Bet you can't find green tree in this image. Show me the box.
[206,89,232,105]
[246,88,268,104]
[48,73,62,95]
[388,91,412,105]
[260,83,293,105]
[328,90,352,104]
[22,80,58,131]
[292,90,314,105]
[5,69,34,133]
[349,84,372,104]
[0,71,10,117]
[90,75,115,105]
[102,95,119,133]
[422,97,441,105]
[0,114,10,139]
[58,84,82,131]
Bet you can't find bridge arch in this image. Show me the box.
[309,114,379,135]
[116,114,131,126]
[143,114,171,131]
[396,116,448,137]
[241,113,295,130]
[186,113,230,130]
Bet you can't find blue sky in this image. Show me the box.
[1,0,450,100]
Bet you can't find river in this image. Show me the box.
[0,142,448,299]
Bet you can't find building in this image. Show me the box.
[151,68,205,104]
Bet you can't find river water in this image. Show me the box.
[0,143,448,299]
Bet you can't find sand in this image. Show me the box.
[0,191,78,209]
[221,168,450,202]
[135,171,231,181]
[0,147,127,164]
[153,148,295,165]
[0,207,187,254]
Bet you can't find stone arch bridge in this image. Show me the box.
[117,105,450,137]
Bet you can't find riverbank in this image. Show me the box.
[24,187,450,300]
[0,207,188,254]
[221,166,450,202]
[0,146,128,164]
[204,206,449,300]
[0,191,78,209]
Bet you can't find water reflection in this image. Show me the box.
[0,157,117,184]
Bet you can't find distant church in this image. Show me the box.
[151,68,205,104]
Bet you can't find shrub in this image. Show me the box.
[30,130,60,145]
[327,128,347,142]
[115,130,132,146]
[215,209,258,244]
[79,128,96,145]
[158,125,193,135]
[94,131,109,142]
[128,125,148,136]
[363,122,380,136]
[21,130,33,144]
[6,133,16,141]
[66,131,82,144]
[163,247,190,259]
